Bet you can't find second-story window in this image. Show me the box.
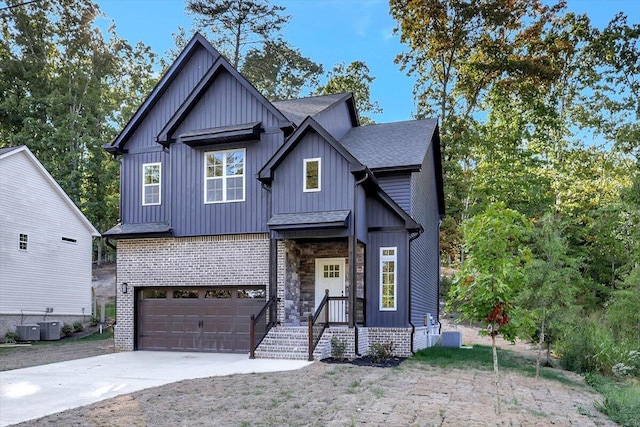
[205,149,245,203]
[303,158,321,192]
[142,163,161,206]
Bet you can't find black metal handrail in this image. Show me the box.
[249,295,277,359]
[308,290,330,361]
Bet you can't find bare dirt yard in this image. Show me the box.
[2,321,615,427]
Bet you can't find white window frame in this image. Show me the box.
[142,162,161,206]
[379,247,397,311]
[204,148,246,204]
[19,233,28,251]
[303,157,321,192]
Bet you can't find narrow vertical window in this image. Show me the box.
[380,247,397,311]
[303,158,321,192]
[142,163,161,206]
[204,149,245,203]
[19,234,28,251]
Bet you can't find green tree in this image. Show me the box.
[520,213,582,378]
[0,0,157,252]
[241,38,323,101]
[448,203,531,414]
[186,0,290,68]
[314,61,382,124]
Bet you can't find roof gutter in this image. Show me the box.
[408,226,424,355]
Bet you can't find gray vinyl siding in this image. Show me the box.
[125,45,216,151]
[272,131,355,220]
[366,197,404,228]
[313,101,354,140]
[172,70,281,136]
[170,131,283,236]
[120,44,216,224]
[121,150,170,224]
[377,173,412,214]
[365,231,409,327]
[410,142,440,323]
[120,52,287,233]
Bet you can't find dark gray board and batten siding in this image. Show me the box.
[365,231,410,328]
[121,44,216,226]
[272,131,355,222]
[121,62,288,235]
[312,101,355,140]
[409,142,441,324]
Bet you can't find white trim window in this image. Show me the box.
[142,163,161,206]
[303,157,321,192]
[380,247,397,311]
[204,149,245,203]
[19,233,28,251]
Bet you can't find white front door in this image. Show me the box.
[315,258,346,322]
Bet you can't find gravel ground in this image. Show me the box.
[0,320,615,426]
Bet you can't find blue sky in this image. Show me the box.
[93,0,640,123]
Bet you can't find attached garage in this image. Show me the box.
[136,286,266,353]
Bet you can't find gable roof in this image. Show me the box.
[105,33,221,155]
[0,146,100,236]
[0,146,21,156]
[156,50,292,146]
[340,119,438,171]
[272,93,358,127]
[258,116,365,182]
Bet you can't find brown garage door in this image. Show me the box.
[137,287,266,353]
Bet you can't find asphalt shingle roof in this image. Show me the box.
[340,119,438,170]
[273,93,349,126]
[103,221,171,237]
[0,146,22,156]
[267,210,350,228]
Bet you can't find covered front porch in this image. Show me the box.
[276,239,365,327]
[250,237,367,360]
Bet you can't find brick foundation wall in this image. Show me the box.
[365,327,413,357]
[115,234,269,351]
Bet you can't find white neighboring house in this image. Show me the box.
[0,146,100,335]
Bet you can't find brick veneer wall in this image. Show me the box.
[115,234,269,351]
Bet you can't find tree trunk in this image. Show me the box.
[491,325,501,415]
[536,310,546,380]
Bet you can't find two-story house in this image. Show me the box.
[104,33,444,360]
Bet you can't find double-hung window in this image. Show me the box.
[142,163,161,205]
[303,158,321,192]
[19,233,28,251]
[204,149,245,203]
[380,247,397,311]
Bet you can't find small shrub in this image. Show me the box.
[89,317,99,327]
[369,342,395,363]
[331,337,346,359]
[4,330,19,344]
[73,322,84,333]
[61,323,74,337]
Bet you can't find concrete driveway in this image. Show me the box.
[0,352,311,426]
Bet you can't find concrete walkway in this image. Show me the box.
[0,352,311,426]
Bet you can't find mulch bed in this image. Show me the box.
[321,355,407,368]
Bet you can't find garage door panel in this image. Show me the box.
[137,287,265,353]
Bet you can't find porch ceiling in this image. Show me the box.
[267,210,350,230]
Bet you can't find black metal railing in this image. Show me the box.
[308,290,330,361]
[249,295,277,359]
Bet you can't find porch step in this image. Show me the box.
[254,326,329,361]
